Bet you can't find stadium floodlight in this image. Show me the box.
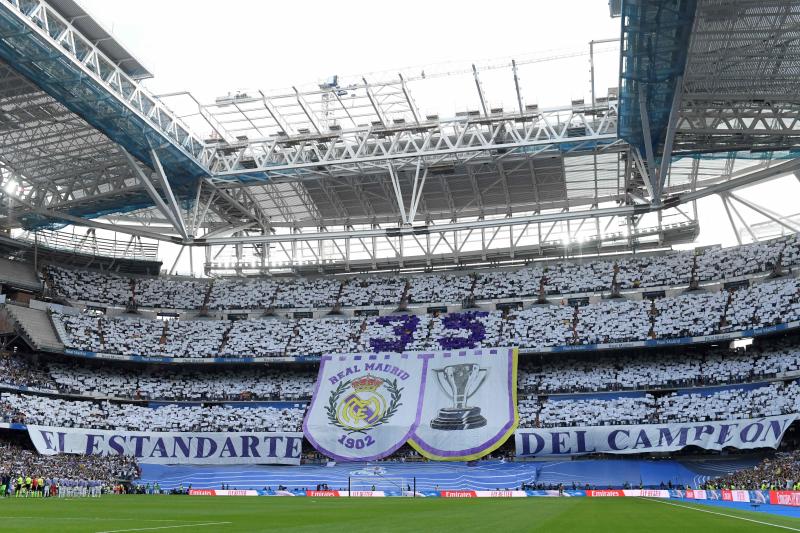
[3,178,17,195]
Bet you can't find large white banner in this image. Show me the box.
[304,348,518,462]
[409,348,518,460]
[28,426,303,465]
[515,414,798,457]
[303,352,428,461]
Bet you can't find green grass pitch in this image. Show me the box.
[0,496,799,532]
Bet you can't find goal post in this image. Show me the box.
[347,475,415,496]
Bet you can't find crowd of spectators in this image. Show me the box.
[517,380,800,428]
[44,235,800,310]
[49,276,800,359]
[2,335,800,403]
[2,376,798,432]
[3,341,800,432]
[0,393,305,432]
[0,353,313,401]
[709,450,800,490]
[0,436,139,494]
[520,338,800,394]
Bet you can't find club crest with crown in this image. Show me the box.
[326,374,403,434]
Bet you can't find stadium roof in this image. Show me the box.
[47,0,152,80]
[0,0,798,272]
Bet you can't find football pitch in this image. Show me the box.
[1,496,799,532]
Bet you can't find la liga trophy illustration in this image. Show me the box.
[430,363,488,430]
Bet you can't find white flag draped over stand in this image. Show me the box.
[304,348,518,462]
[409,347,519,461]
[303,352,428,461]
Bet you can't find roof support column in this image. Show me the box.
[407,159,428,224]
[122,150,186,238]
[637,85,659,202]
[720,194,742,245]
[728,192,800,233]
[149,148,189,240]
[656,75,684,200]
[388,164,408,225]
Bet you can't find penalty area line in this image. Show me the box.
[96,522,232,533]
[639,497,800,531]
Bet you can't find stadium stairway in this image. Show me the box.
[0,258,41,292]
[138,459,739,491]
[2,303,64,352]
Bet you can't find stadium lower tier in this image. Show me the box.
[137,456,783,492]
[0,434,139,488]
[2,424,797,496]
[2,377,799,432]
[46,274,800,359]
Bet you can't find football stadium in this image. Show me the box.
[1,0,800,530]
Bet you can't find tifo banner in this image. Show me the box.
[409,348,518,460]
[27,426,302,465]
[304,348,518,462]
[515,414,797,456]
[304,352,428,461]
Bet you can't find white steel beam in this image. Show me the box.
[149,149,189,240]
[512,59,524,114]
[2,186,181,243]
[398,74,421,126]
[121,149,185,238]
[472,64,489,117]
[387,164,408,225]
[407,160,428,224]
[728,191,800,233]
[637,85,659,202]
[259,90,294,135]
[720,194,742,245]
[656,75,683,199]
[293,86,322,134]
[362,78,388,127]
[207,104,621,182]
[724,193,757,242]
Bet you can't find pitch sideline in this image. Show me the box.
[639,497,800,531]
[95,522,232,533]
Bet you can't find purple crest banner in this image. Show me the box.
[304,348,518,462]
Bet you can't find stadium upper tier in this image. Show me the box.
[43,235,800,311]
[2,336,800,403]
[46,274,800,359]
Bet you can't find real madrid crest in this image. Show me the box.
[326,374,403,436]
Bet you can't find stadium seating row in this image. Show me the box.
[520,379,800,427]
[2,335,800,406]
[0,393,305,432]
[49,276,800,358]
[2,378,798,431]
[44,234,800,310]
